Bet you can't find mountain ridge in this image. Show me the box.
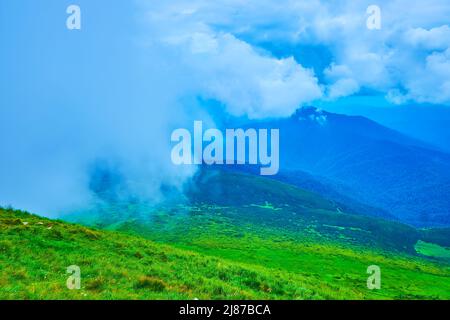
[230,106,450,227]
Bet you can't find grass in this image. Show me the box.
[109,207,450,300]
[53,170,450,300]
[2,171,450,300]
[0,207,379,300]
[415,241,450,260]
[2,207,449,299]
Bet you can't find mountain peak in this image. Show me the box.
[293,106,328,126]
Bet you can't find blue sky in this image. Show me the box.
[1,0,450,214]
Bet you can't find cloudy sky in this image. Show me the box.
[137,0,450,116]
[1,0,449,215]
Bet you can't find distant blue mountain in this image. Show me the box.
[236,107,450,227]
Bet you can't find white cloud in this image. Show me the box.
[386,89,409,105]
[187,33,322,118]
[138,0,450,109]
[327,78,360,100]
[405,25,450,51]
[139,6,323,118]
[324,64,360,99]
[405,49,450,103]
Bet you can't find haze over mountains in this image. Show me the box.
[234,107,450,227]
[86,106,450,228]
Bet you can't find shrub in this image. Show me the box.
[86,278,105,291]
[135,276,166,292]
[0,240,12,252]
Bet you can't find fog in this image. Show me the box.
[0,1,209,216]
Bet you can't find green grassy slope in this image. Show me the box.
[78,170,425,254]
[1,207,449,299]
[62,170,450,299]
[100,207,450,299]
[0,207,365,300]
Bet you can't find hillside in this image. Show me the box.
[1,207,449,300]
[79,170,426,254]
[235,107,450,227]
[0,207,352,300]
[61,169,450,299]
[227,165,393,220]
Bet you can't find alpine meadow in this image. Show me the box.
[1,0,450,303]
